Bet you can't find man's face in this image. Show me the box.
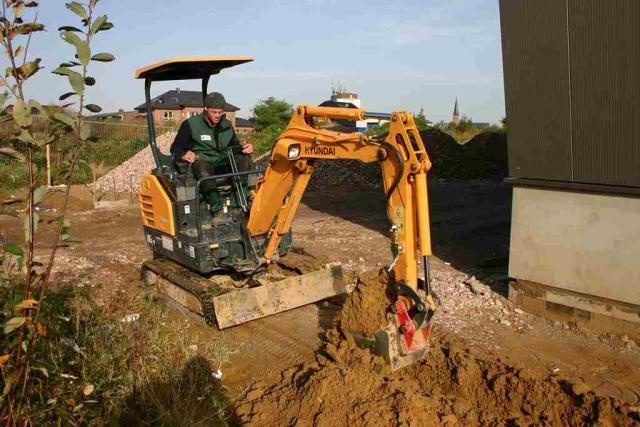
[206,107,225,125]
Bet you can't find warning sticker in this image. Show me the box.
[161,236,174,251]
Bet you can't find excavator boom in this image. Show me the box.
[244,105,436,368]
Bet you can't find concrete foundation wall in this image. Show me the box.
[509,187,640,306]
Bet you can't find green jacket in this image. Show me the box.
[171,112,240,165]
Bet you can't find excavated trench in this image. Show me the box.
[234,271,640,426]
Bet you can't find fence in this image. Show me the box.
[0,116,175,189]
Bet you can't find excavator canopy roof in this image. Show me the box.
[134,56,253,81]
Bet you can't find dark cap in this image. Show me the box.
[204,92,226,109]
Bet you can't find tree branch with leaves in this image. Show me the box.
[0,1,114,424]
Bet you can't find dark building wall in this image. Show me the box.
[500,0,640,188]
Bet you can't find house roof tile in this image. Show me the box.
[135,89,239,112]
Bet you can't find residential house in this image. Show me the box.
[235,117,255,136]
[134,89,240,126]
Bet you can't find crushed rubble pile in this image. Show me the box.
[97,126,506,195]
[420,128,508,181]
[254,128,507,191]
[254,153,381,191]
[235,270,640,426]
[430,268,526,339]
[95,132,176,193]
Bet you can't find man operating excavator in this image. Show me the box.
[138,57,436,370]
[170,92,254,212]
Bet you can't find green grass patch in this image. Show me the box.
[0,281,232,425]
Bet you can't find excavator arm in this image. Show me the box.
[247,105,437,369]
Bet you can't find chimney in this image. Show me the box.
[176,87,180,96]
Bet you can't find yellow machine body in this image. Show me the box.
[138,174,175,236]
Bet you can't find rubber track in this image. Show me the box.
[143,259,222,326]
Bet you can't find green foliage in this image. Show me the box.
[0,1,118,423]
[366,121,390,137]
[0,282,231,424]
[454,115,474,133]
[84,104,101,113]
[251,97,293,155]
[0,162,30,190]
[90,52,114,62]
[414,108,432,131]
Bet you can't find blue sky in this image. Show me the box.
[19,0,504,122]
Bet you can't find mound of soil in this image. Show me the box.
[234,271,640,426]
[337,269,390,337]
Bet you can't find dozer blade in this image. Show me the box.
[141,258,346,329]
[213,264,345,329]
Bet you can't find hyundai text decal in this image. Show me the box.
[304,146,336,156]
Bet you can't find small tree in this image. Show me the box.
[250,97,293,155]
[0,1,114,423]
[455,115,474,133]
[414,108,432,131]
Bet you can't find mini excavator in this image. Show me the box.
[136,57,437,369]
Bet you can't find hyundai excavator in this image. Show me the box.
[136,57,437,370]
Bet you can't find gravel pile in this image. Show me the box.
[95,132,176,193]
[255,129,507,191]
[97,128,506,194]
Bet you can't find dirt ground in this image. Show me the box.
[1,182,640,424]
[235,276,638,425]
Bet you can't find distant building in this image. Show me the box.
[235,117,255,136]
[452,98,460,125]
[134,89,240,126]
[448,99,490,128]
[91,109,143,122]
[319,87,381,132]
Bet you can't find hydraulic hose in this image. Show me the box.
[372,138,405,202]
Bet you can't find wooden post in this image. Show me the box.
[46,144,52,187]
[92,167,97,208]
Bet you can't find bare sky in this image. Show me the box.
[18,0,505,122]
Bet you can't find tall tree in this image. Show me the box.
[250,97,293,155]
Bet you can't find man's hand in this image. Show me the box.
[181,150,197,163]
[242,143,254,155]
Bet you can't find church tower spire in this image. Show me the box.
[452,98,460,125]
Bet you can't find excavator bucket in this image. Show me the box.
[346,277,439,371]
[141,253,346,328]
[350,297,437,370]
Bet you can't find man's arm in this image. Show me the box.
[170,120,193,159]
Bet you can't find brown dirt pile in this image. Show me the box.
[234,272,640,426]
[337,268,391,337]
[236,332,639,426]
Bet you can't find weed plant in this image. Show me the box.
[0,279,232,425]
